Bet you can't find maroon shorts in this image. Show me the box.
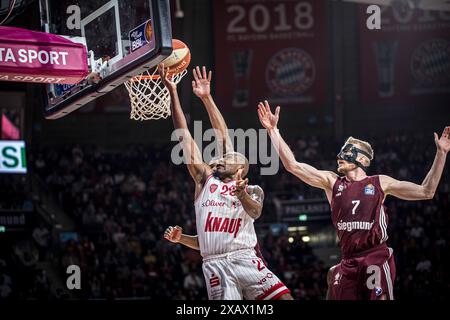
[329,245,396,300]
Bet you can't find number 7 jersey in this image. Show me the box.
[331,175,389,258]
[195,175,258,258]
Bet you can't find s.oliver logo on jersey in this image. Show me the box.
[204,212,242,238]
[210,184,218,193]
[201,200,226,208]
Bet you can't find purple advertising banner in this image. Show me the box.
[0,26,89,84]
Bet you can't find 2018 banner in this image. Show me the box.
[213,0,327,110]
[360,5,450,105]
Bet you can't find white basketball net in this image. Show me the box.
[124,68,188,121]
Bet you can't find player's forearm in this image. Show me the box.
[238,193,262,219]
[168,89,205,178]
[421,149,448,198]
[201,95,233,153]
[268,128,298,172]
[168,89,189,131]
[178,234,200,250]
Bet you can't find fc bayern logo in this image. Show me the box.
[411,39,450,87]
[266,48,315,96]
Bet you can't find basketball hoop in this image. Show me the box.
[124,67,187,121]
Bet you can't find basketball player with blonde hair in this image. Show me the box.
[258,100,450,300]
[159,65,291,300]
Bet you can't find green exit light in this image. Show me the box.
[0,226,5,233]
[298,214,308,221]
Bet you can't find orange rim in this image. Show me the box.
[129,69,186,82]
[130,74,161,82]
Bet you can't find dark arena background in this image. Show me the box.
[0,0,450,303]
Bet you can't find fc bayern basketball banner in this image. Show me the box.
[213,0,327,109]
[0,26,89,84]
[359,5,450,105]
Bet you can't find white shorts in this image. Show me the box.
[202,249,290,300]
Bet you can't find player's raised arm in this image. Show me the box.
[159,64,212,184]
[192,66,233,155]
[234,169,263,220]
[164,226,200,250]
[258,101,337,192]
[380,127,450,200]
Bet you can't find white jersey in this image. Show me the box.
[195,175,258,258]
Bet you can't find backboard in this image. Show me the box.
[39,0,172,119]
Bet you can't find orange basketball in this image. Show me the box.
[161,39,191,76]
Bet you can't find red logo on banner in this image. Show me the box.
[210,184,218,193]
[266,48,315,96]
[411,39,450,87]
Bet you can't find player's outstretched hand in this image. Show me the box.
[158,63,177,92]
[235,168,248,200]
[164,225,182,243]
[192,66,212,99]
[257,100,280,131]
[435,126,450,154]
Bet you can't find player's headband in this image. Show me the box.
[337,144,372,172]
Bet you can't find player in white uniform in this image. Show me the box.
[160,65,292,300]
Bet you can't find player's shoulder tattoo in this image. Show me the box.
[247,184,264,203]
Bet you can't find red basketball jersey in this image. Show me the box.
[331,175,389,258]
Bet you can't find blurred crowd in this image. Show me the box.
[30,142,331,299]
[33,144,204,299]
[0,175,33,211]
[0,239,53,299]
[0,168,49,299]
[1,131,449,300]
